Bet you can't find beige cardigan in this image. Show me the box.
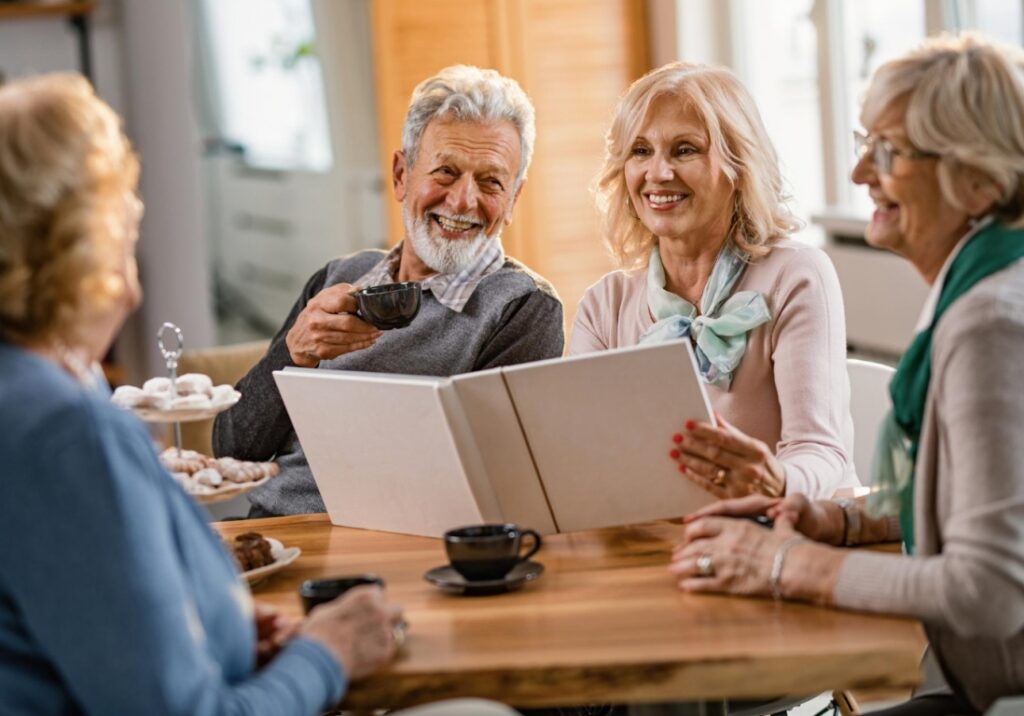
[569,239,858,498]
[834,259,1024,712]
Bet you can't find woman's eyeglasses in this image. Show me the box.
[853,130,938,175]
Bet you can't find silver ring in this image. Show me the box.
[392,621,407,649]
[696,553,715,577]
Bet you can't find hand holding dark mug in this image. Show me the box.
[351,282,422,330]
[298,584,405,681]
[285,283,382,367]
[444,524,542,581]
[299,574,385,614]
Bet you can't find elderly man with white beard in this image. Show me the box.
[214,65,564,517]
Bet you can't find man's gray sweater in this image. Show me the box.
[212,249,564,516]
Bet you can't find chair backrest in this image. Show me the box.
[847,358,896,486]
[986,696,1024,715]
[177,339,270,456]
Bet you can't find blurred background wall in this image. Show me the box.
[1,0,1020,380]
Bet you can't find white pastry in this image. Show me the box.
[142,377,172,395]
[175,373,213,396]
[111,385,147,408]
[192,467,224,487]
[210,385,240,407]
[169,393,212,410]
[160,448,208,475]
[160,447,204,462]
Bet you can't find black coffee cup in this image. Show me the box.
[444,524,542,581]
[298,574,384,614]
[352,282,421,330]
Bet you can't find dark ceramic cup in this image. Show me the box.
[444,524,542,581]
[298,574,385,614]
[352,282,421,330]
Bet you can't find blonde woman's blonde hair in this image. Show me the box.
[595,62,799,270]
[0,73,140,347]
[862,33,1024,226]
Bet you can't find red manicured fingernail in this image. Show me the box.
[678,464,687,474]
[669,449,680,459]
[685,420,696,431]
[672,433,683,444]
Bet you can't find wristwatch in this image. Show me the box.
[835,498,862,546]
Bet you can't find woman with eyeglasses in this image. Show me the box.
[669,33,1024,716]
[570,62,858,502]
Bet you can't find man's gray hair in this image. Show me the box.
[401,65,536,188]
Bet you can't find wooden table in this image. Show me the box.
[217,515,925,710]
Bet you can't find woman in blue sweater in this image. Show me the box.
[0,74,510,716]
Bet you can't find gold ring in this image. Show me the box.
[713,468,727,486]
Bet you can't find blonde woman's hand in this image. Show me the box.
[684,494,845,546]
[669,412,785,498]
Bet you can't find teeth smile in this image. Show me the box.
[434,214,478,232]
[648,194,685,205]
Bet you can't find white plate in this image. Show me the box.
[189,472,273,505]
[132,393,240,423]
[240,537,302,586]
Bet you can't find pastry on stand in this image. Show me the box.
[112,322,276,504]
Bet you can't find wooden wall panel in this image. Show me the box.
[370,0,649,333]
[371,0,513,252]
[514,0,648,323]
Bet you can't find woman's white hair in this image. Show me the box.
[401,65,536,189]
[862,33,1024,225]
[595,62,799,270]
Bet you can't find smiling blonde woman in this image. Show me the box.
[570,62,857,501]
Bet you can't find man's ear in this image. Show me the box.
[504,181,526,226]
[392,150,408,202]
[956,165,1002,218]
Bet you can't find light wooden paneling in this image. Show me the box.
[513,0,648,321]
[370,0,650,332]
[371,0,518,259]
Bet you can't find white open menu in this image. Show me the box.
[273,340,717,537]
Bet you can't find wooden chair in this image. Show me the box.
[176,339,270,456]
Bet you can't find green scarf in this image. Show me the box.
[872,220,1024,552]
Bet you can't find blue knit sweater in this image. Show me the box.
[0,343,345,715]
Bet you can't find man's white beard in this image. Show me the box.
[404,205,499,275]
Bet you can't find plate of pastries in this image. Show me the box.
[225,532,301,586]
[112,373,241,422]
[161,448,279,504]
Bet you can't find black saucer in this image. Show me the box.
[424,561,544,596]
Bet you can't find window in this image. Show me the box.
[679,0,1024,230]
[197,0,333,172]
[837,0,927,215]
[963,0,1023,46]
[731,0,825,244]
